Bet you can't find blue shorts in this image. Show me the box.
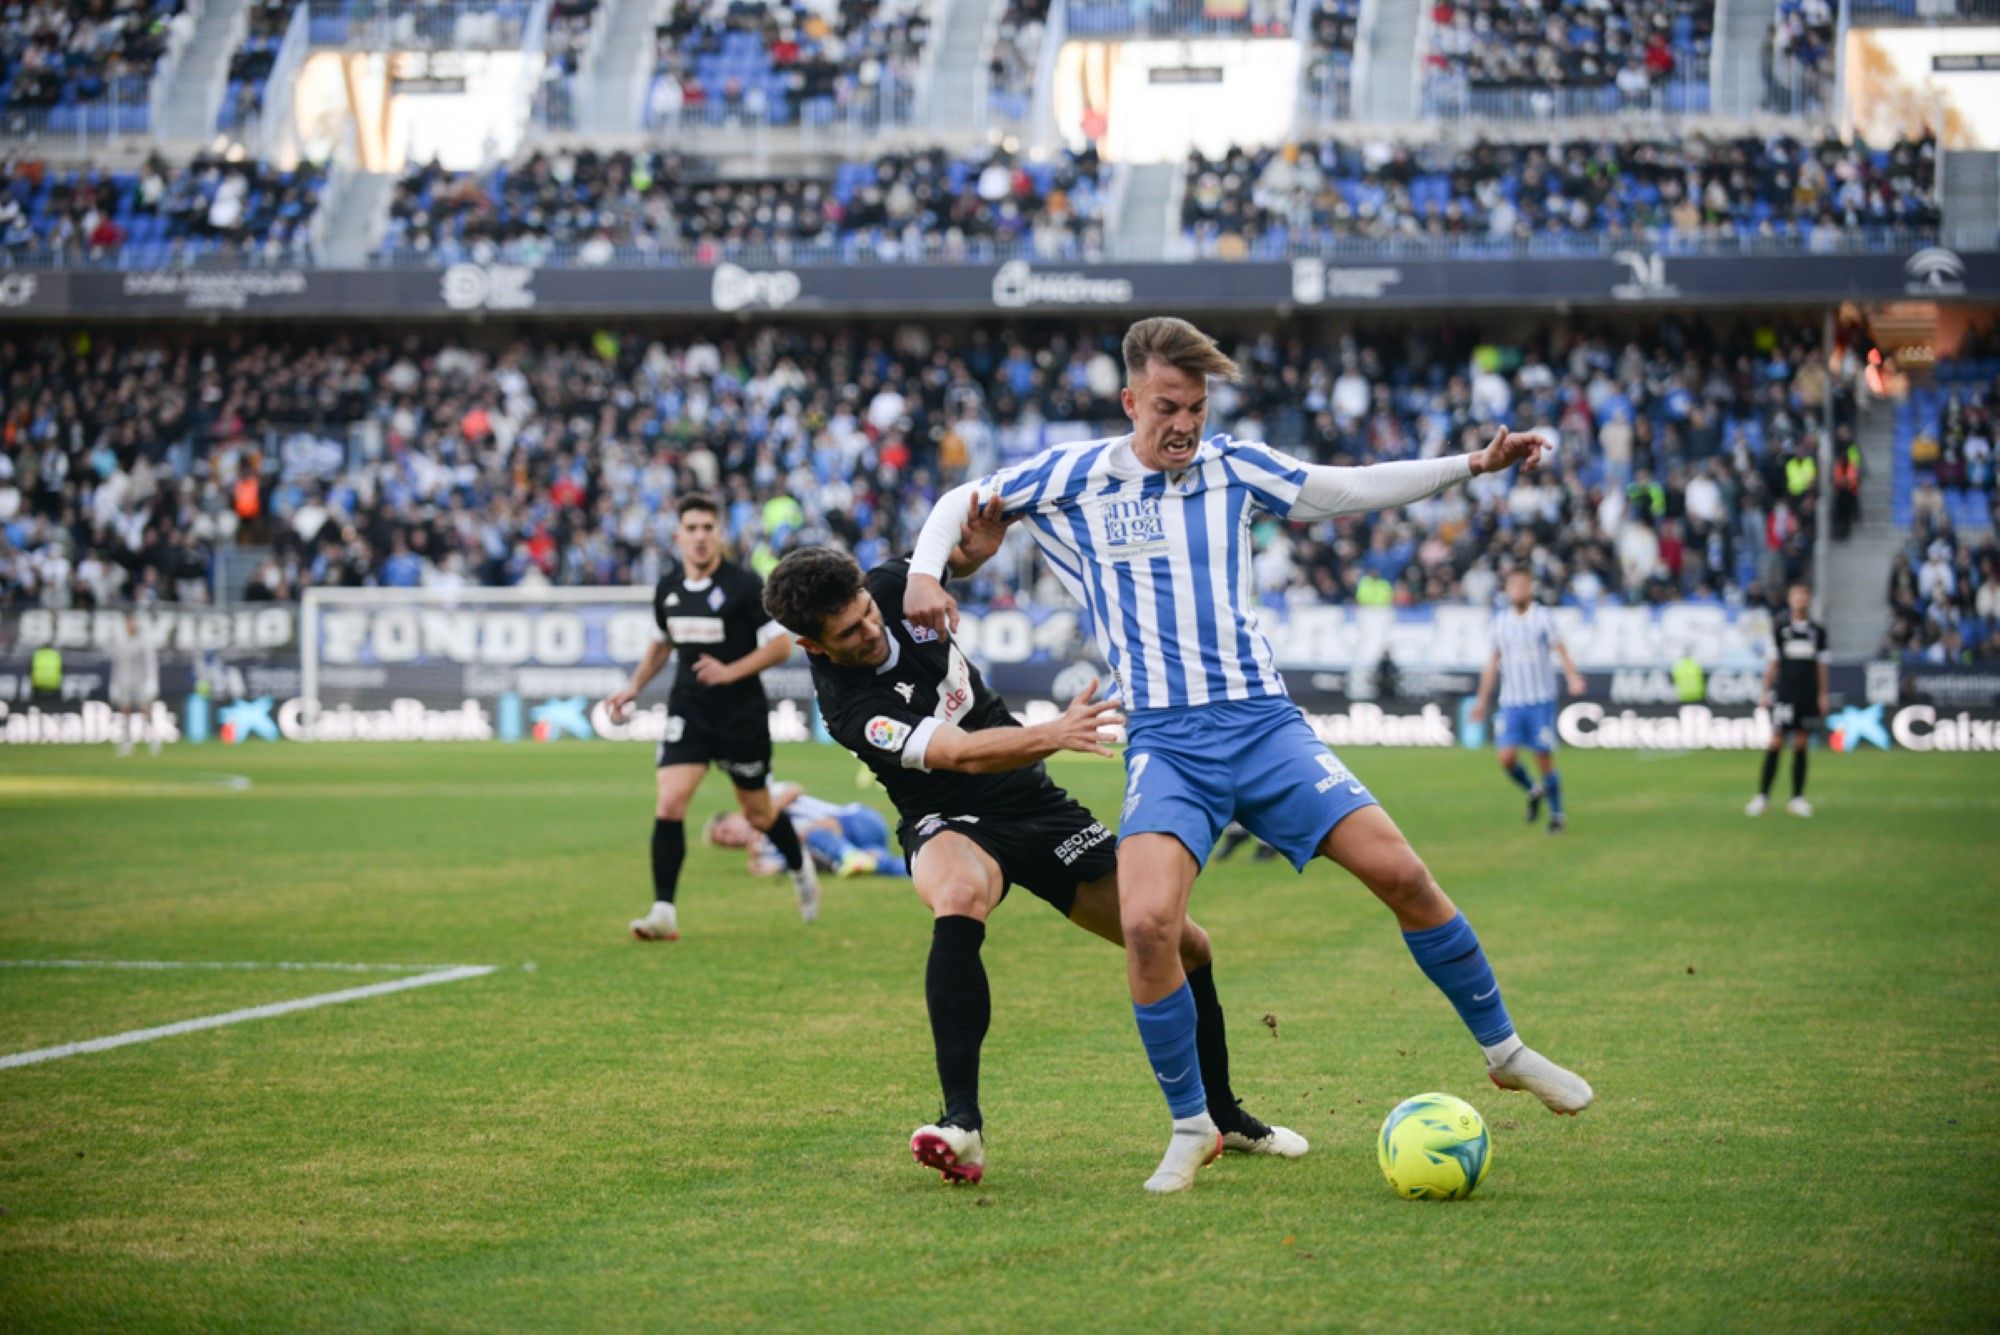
[1120,696,1379,872]
[1495,701,1558,754]
[836,804,892,852]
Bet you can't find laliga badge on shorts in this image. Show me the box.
[866,716,912,751]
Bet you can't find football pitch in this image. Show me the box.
[1,741,1995,1331]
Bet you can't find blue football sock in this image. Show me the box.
[1133,981,1208,1118]
[1403,913,1515,1047]
[877,852,909,877]
[1544,770,1564,816]
[803,827,847,867]
[1504,762,1536,793]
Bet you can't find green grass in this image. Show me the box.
[0,741,1996,1331]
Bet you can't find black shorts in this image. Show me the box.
[1771,700,1821,733]
[897,777,1115,918]
[655,709,772,789]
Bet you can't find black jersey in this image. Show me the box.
[654,560,774,724]
[811,559,1048,819]
[1771,617,1829,705]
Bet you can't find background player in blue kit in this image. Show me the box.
[1470,569,1588,834]
[706,780,912,878]
[906,317,1593,1193]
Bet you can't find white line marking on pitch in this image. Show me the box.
[0,959,470,974]
[0,965,497,1071]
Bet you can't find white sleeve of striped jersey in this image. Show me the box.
[1287,454,1475,520]
[909,480,978,581]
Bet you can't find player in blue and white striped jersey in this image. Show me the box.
[905,317,1593,1193]
[1470,569,1587,833]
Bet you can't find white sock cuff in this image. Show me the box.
[1482,1034,1524,1065]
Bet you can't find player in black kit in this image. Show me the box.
[1749,581,1831,818]
[764,510,1306,1186]
[604,494,820,940]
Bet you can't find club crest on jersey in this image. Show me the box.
[1101,497,1168,561]
[708,587,725,611]
[901,618,939,644]
[664,592,680,606]
[865,716,912,751]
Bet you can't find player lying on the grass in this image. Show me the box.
[1469,568,1587,834]
[706,780,913,879]
[765,541,1306,1186]
[603,493,820,943]
[905,316,1593,1193]
[1747,580,1829,819]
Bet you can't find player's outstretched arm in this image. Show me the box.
[1285,426,1552,521]
[604,638,674,724]
[946,491,1015,578]
[922,680,1124,774]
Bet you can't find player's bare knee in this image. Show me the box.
[1121,902,1181,962]
[1371,852,1437,914]
[927,878,989,921]
[656,798,690,821]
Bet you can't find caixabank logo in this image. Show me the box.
[1827,704,1890,753]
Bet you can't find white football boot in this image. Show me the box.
[630,901,679,942]
[791,861,821,922]
[1745,793,1769,816]
[1220,1110,1310,1158]
[1143,1117,1223,1194]
[1786,797,1813,818]
[1487,1045,1594,1115]
[910,1122,985,1185]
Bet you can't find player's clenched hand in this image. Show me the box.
[691,654,735,686]
[1566,671,1586,698]
[1472,425,1551,476]
[905,573,959,636]
[1468,699,1488,724]
[1048,677,1125,758]
[603,686,639,725]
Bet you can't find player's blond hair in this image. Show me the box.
[1122,317,1241,386]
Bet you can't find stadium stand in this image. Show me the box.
[1885,513,2000,663]
[0,0,188,135]
[1422,0,1714,118]
[377,144,1111,264]
[645,0,931,128]
[0,318,1847,613]
[1764,0,1835,117]
[1300,0,1362,122]
[219,0,297,133]
[0,154,327,266]
[1179,132,1940,259]
[985,0,1046,125]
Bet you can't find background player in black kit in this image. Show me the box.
[604,493,820,940]
[1748,581,1831,819]
[765,530,1306,1186]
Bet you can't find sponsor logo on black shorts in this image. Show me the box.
[1052,822,1111,865]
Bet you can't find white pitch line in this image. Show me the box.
[0,959,472,974]
[0,965,496,1071]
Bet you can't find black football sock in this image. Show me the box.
[651,818,685,905]
[1792,748,1808,799]
[1186,963,1241,1130]
[926,915,989,1131]
[763,815,807,872]
[1758,750,1780,797]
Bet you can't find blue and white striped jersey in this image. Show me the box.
[976,433,1314,713]
[1490,604,1563,707]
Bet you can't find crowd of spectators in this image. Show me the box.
[1301,0,1361,121]
[646,0,930,128]
[1062,0,1287,37]
[1180,131,1939,258]
[532,0,604,127]
[1764,0,1835,116]
[985,0,1046,124]
[0,317,1851,626]
[0,0,188,131]
[1423,0,1713,117]
[1,153,326,267]
[379,143,1109,265]
[219,0,296,133]
[1886,514,2000,664]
